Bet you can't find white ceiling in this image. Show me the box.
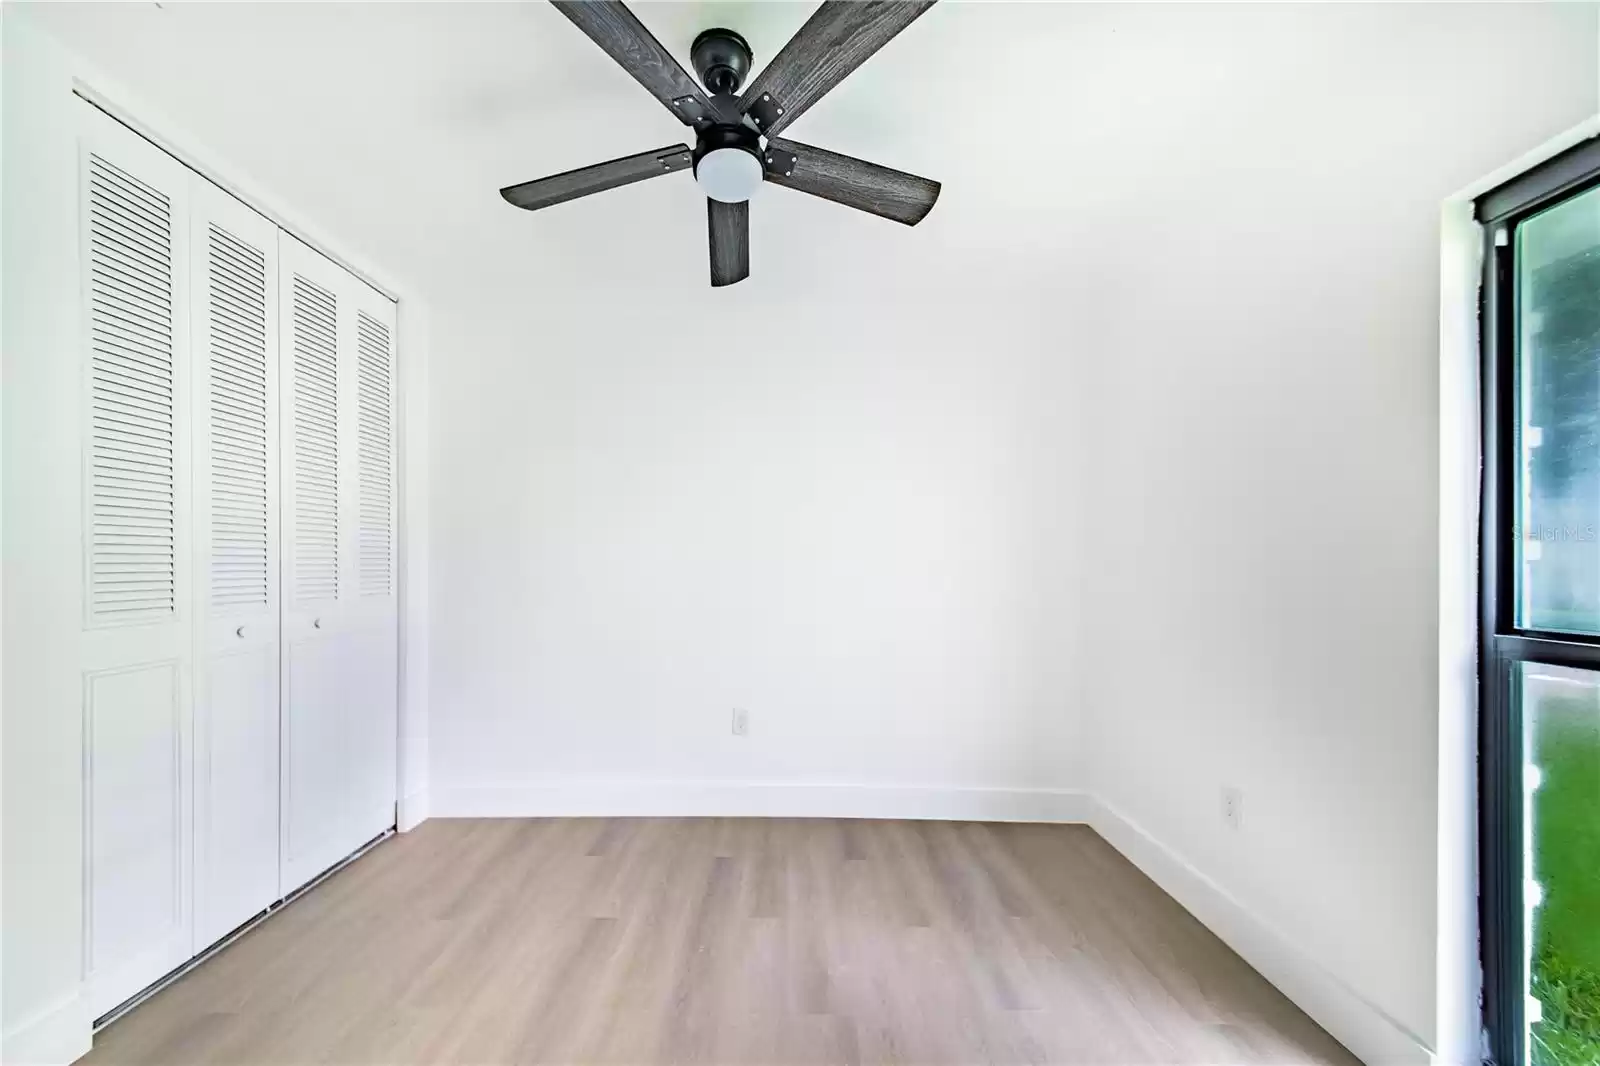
[20,2,1598,307]
[24,0,1071,302]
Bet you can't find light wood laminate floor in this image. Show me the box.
[86,818,1359,1065]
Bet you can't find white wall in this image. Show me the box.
[397,298,434,830]
[2,14,96,1064]
[427,267,1087,816]
[1079,3,1598,1063]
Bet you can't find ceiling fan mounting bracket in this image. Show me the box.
[762,144,797,179]
[671,95,712,125]
[745,92,785,134]
[691,28,753,96]
[657,148,693,172]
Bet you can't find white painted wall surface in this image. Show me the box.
[397,298,433,830]
[1078,3,1598,1061]
[2,14,95,1065]
[427,272,1086,813]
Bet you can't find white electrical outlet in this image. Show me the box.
[1221,786,1243,830]
[731,708,749,736]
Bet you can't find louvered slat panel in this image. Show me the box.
[292,276,339,604]
[205,224,270,610]
[356,312,393,598]
[88,154,175,622]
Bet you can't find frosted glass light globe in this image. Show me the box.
[695,148,763,203]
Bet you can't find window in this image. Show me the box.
[1479,139,1600,1066]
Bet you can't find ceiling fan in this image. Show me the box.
[499,0,941,287]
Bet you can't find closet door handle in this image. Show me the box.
[313,618,322,630]
[235,626,246,638]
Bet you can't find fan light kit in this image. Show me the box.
[694,147,764,204]
[499,1,942,287]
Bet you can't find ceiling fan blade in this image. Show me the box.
[738,1,935,138]
[763,137,939,226]
[550,1,726,126]
[707,199,750,287]
[500,144,692,212]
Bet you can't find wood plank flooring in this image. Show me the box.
[85,819,1359,1065]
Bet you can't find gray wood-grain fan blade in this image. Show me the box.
[500,145,692,212]
[764,137,939,225]
[707,199,749,287]
[550,1,724,126]
[738,1,935,138]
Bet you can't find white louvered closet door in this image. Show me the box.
[346,281,399,844]
[78,105,196,1018]
[190,180,280,948]
[278,236,397,894]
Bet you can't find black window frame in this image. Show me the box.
[1477,135,1600,1066]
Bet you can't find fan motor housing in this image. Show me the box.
[691,29,752,96]
[692,123,761,167]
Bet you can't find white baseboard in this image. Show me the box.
[1089,797,1433,1066]
[431,780,1091,823]
[2,991,91,1066]
[397,788,430,832]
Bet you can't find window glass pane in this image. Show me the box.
[1515,184,1600,635]
[1524,663,1600,1066]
